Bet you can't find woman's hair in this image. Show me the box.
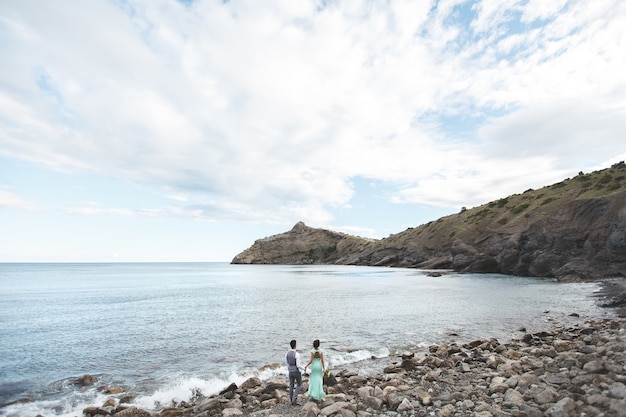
[313,339,320,348]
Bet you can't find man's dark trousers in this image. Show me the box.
[289,370,302,405]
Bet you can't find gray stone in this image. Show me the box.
[545,397,575,417]
[110,407,151,417]
[610,399,626,416]
[533,388,556,405]
[397,398,414,412]
[339,408,357,417]
[196,398,222,413]
[610,382,626,399]
[364,395,383,410]
[583,360,605,373]
[356,386,372,399]
[240,377,262,390]
[503,388,525,408]
[221,408,243,417]
[320,401,351,416]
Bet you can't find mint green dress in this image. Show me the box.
[308,349,325,400]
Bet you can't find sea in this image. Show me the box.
[0,262,613,416]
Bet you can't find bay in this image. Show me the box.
[0,262,605,416]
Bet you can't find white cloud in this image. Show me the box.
[0,0,625,227]
[0,186,40,211]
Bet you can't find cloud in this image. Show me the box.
[0,186,40,210]
[1,0,625,226]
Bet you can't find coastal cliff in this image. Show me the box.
[232,162,626,281]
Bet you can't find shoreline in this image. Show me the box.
[592,278,626,312]
[78,312,625,417]
[4,277,624,417]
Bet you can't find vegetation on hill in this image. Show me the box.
[232,162,626,280]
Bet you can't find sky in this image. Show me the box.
[1,0,625,262]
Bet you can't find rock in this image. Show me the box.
[219,382,238,395]
[111,407,152,417]
[418,393,432,406]
[221,407,243,417]
[261,398,277,408]
[240,377,262,390]
[534,388,556,404]
[338,408,356,417]
[303,401,320,415]
[610,399,626,416]
[543,371,570,385]
[386,393,403,410]
[553,340,572,352]
[356,386,372,399]
[158,408,184,417]
[100,385,125,395]
[83,407,100,417]
[263,381,288,394]
[610,382,626,399]
[503,388,525,408]
[397,398,414,412]
[437,404,455,417]
[225,398,242,409]
[364,395,383,410]
[582,360,605,373]
[489,377,509,394]
[324,373,338,386]
[119,393,138,404]
[320,401,352,416]
[76,374,97,386]
[545,397,575,417]
[103,398,116,408]
[196,398,221,413]
[486,355,500,369]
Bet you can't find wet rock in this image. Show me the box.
[220,382,238,395]
[240,377,262,390]
[111,407,152,417]
[76,374,97,387]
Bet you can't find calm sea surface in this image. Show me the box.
[0,263,608,416]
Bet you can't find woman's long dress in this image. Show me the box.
[308,349,325,400]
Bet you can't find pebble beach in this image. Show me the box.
[81,311,625,417]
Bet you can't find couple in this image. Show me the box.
[285,339,325,406]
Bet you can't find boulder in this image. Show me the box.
[503,388,525,408]
[545,397,575,417]
[320,401,352,416]
[240,377,262,390]
[364,395,383,410]
[76,374,97,386]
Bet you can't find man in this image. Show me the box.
[285,339,302,406]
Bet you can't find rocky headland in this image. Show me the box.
[232,162,626,282]
[81,317,625,417]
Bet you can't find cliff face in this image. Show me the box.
[231,163,626,280]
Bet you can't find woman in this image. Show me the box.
[304,339,325,400]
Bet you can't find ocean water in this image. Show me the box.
[0,263,608,416]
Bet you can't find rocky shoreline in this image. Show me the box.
[81,314,625,417]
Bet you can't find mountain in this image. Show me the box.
[231,162,626,281]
